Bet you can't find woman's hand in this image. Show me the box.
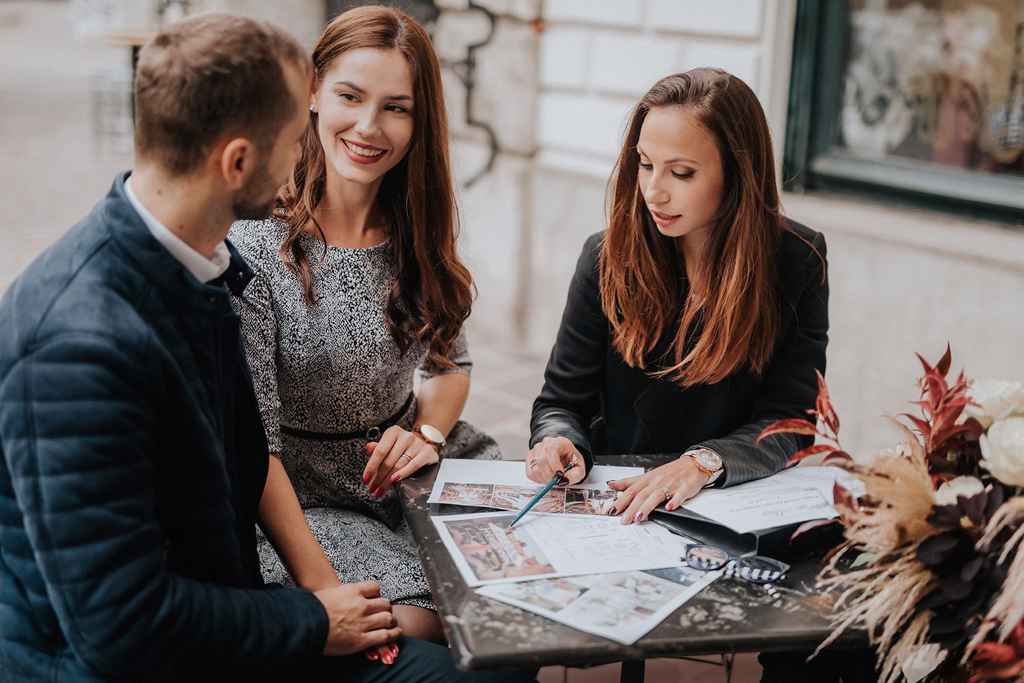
[525,436,586,485]
[362,426,439,497]
[608,456,709,524]
[364,642,400,665]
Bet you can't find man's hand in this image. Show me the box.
[314,581,401,656]
[524,436,586,485]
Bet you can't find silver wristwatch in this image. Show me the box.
[417,424,446,450]
[684,448,724,486]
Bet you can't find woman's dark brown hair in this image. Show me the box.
[277,5,472,369]
[601,68,803,387]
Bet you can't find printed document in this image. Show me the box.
[427,459,642,515]
[432,511,691,586]
[478,565,719,644]
[679,465,859,533]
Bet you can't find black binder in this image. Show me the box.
[650,506,808,559]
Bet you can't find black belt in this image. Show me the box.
[280,393,413,442]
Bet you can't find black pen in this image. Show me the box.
[508,471,565,529]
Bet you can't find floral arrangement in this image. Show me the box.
[760,347,1024,683]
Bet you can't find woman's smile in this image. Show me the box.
[341,138,388,164]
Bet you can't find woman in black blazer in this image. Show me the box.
[525,68,828,525]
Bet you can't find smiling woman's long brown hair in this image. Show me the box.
[276,5,472,369]
[602,68,809,387]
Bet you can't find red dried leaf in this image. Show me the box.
[923,371,948,412]
[967,661,1024,683]
[789,518,838,542]
[757,419,819,442]
[901,413,932,439]
[833,482,858,511]
[916,352,935,377]
[822,450,854,465]
[936,343,952,377]
[787,444,837,465]
[814,371,840,436]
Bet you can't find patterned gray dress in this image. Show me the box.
[229,219,500,610]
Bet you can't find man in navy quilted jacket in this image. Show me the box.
[0,14,528,683]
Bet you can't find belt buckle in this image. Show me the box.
[366,426,382,441]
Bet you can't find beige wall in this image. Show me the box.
[441,0,1024,460]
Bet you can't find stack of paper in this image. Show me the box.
[428,460,718,644]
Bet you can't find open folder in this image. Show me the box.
[650,465,856,557]
[650,507,799,557]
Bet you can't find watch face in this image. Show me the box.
[419,424,445,445]
[695,449,722,471]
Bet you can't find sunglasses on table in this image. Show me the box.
[682,544,790,584]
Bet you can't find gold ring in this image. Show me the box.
[399,452,412,463]
[663,487,673,501]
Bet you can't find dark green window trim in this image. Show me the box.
[783,0,1024,225]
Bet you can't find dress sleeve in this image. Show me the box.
[234,270,283,455]
[417,326,473,382]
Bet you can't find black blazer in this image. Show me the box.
[530,219,828,487]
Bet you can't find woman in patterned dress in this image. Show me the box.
[229,6,498,646]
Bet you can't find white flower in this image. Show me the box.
[980,417,1024,487]
[900,643,947,683]
[934,476,984,505]
[966,379,1024,428]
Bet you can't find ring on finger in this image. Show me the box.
[398,452,412,464]
[662,487,673,501]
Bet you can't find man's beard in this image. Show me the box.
[232,163,278,220]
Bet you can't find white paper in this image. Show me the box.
[679,466,853,534]
[478,565,719,644]
[427,459,642,512]
[431,511,690,586]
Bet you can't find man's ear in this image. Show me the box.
[218,137,256,191]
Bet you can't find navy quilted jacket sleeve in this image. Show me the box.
[0,330,327,678]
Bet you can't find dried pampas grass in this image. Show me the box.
[811,433,942,683]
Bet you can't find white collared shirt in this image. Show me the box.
[124,177,231,284]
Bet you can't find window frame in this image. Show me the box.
[783,0,1024,224]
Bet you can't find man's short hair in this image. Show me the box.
[134,13,310,175]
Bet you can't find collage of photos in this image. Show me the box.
[438,482,619,515]
[433,511,695,587]
[442,514,556,583]
[478,566,718,645]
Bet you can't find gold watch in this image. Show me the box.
[684,448,723,486]
[416,424,446,450]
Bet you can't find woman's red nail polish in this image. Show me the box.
[363,473,370,484]
[390,474,400,484]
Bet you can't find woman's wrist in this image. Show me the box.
[680,448,724,487]
[412,423,447,451]
[297,569,342,592]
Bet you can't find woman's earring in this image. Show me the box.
[309,105,316,113]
